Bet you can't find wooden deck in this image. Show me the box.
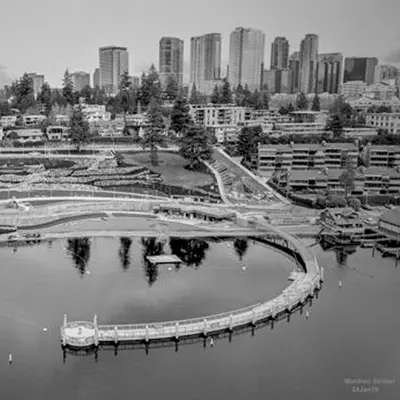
[61,225,323,350]
[146,255,182,265]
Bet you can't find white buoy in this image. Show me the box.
[241,265,247,271]
[305,310,310,319]
[86,271,91,275]
[338,281,342,288]
[168,267,172,271]
[43,328,48,332]
[210,338,214,347]
[8,354,12,364]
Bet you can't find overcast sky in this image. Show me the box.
[0,0,399,88]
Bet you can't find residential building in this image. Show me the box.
[364,82,396,101]
[299,34,319,93]
[270,37,289,69]
[257,142,358,178]
[228,27,265,91]
[93,68,100,88]
[46,126,70,141]
[288,52,300,93]
[27,73,45,95]
[342,127,378,139]
[343,57,378,85]
[316,53,343,94]
[99,46,129,94]
[362,144,400,167]
[190,33,221,95]
[349,96,400,112]
[7,129,44,143]
[0,116,17,127]
[159,37,184,88]
[80,104,111,123]
[340,80,367,97]
[189,104,251,126]
[374,65,399,83]
[71,71,90,91]
[22,115,46,127]
[291,110,329,125]
[378,208,400,238]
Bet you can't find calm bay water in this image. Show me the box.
[0,237,398,399]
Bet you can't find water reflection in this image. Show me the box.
[141,237,165,286]
[169,238,210,268]
[233,238,250,261]
[118,237,132,271]
[66,237,91,276]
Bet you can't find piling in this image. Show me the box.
[203,319,208,337]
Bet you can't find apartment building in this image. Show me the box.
[0,116,17,127]
[257,142,358,178]
[363,145,400,167]
[340,80,366,97]
[365,113,400,134]
[23,115,46,127]
[274,167,400,195]
[189,104,252,126]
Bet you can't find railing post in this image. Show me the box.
[145,324,149,342]
[63,314,67,327]
[203,319,208,337]
[229,314,233,331]
[251,309,256,326]
[114,326,118,345]
[320,267,324,282]
[94,315,99,346]
[175,322,179,341]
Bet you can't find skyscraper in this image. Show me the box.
[228,27,265,91]
[93,68,100,88]
[190,33,221,94]
[288,52,300,93]
[316,53,343,94]
[270,37,289,69]
[299,34,319,93]
[159,37,184,88]
[343,57,378,85]
[27,73,45,95]
[71,71,90,91]
[99,46,129,94]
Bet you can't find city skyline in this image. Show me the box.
[0,0,399,88]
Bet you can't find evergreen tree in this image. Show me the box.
[170,96,193,135]
[10,73,36,113]
[118,71,135,118]
[233,238,249,261]
[80,85,93,104]
[189,83,201,104]
[339,155,356,201]
[287,102,295,113]
[236,126,262,162]
[326,113,344,138]
[179,125,213,169]
[220,78,232,104]
[142,98,166,166]
[62,69,74,104]
[164,75,179,101]
[235,84,244,106]
[250,90,264,109]
[260,88,269,109]
[296,92,308,110]
[311,93,321,111]
[139,64,161,108]
[242,85,252,107]
[69,104,90,151]
[210,84,222,104]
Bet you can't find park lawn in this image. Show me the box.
[121,152,214,189]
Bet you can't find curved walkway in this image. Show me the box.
[60,214,323,349]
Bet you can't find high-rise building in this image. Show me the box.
[71,71,90,91]
[228,27,265,91]
[299,34,319,93]
[343,57,378,85]
[263,69,277,93]
[93,68,100,88]
[159,37,184,88]
[270,37,289,69]
[288,52,300,93]
[190,33,222,94]
[99,46,129,94]
[276,69,291,93]
[374,64,399,83]
[27,73,45,95]
[316,53,343,94]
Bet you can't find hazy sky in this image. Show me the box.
[0,0,399,88]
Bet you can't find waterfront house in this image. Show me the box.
[378,207,400,239]
[320,208,364,234]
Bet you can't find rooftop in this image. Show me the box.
[380,207,400,227]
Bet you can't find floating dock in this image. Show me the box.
[146,254,182,265]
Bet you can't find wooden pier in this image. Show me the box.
[61,224,323,351]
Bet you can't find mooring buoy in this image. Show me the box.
[338,281,342,288]
[210,338,214,347]
[305,310,310,319]
[9,354,12,364]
